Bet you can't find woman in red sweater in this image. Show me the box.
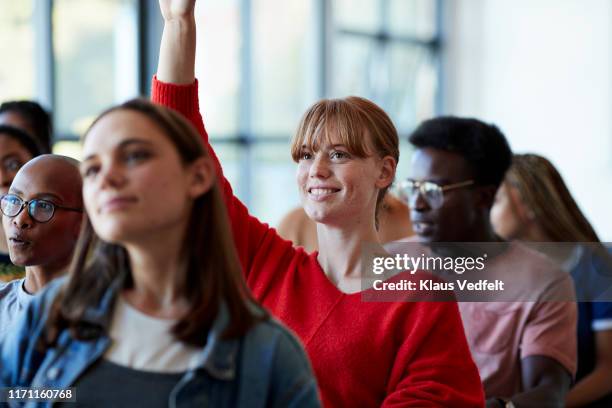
[153,1,484,406]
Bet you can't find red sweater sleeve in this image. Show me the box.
[151,76,296,279]
[382,301,485,407]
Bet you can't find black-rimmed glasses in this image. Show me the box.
[0,194,83,223]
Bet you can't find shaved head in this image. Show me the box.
[14,154,82,206]
[3,154,83,267]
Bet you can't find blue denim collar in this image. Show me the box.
[77,276,244,380]
[79,276,123,331]
[193,302,239,380]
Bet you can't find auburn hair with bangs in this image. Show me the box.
[290,96,399,226]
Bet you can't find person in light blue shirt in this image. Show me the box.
[0,278,31,334]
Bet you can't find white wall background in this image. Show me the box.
[443,0,612,240]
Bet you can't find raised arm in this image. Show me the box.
[153,0,297,281]
[157,0,196,85]
[155,0,207,142]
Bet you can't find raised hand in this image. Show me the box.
[157,0,196,83]
[158,0,196,22]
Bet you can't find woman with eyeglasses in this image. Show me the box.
[152,1,484,406]
[0,155,83,335]
[0,100,320,407]
[491,153,612,407]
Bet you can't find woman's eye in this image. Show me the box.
[4,159,22,172]
[330,151,349,160]
[37,201,53,211]
[300,151,312,160]
[82,165,100,178]
[124,150,151,163]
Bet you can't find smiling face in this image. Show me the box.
[296,139,387,227]
[2,156,82,267]
[291,97,398,230]
[409,147,480,243]
[81,109,210,246]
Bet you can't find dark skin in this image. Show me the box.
[410,147,571,408]
[0,112,35,139]
[2,155,83,294]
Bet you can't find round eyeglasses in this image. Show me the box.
[0,194,83,223]
[397,179,474,210]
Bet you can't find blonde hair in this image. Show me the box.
[290,96,399,227]
[506,153,599,242]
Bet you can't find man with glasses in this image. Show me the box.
[0,154,82,334]
[394,117,577,408]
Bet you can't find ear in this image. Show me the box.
[375,156,397,189]
[187,157,216,198]
[506,184,535,222]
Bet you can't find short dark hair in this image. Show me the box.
[0,124,42,158]
[408,116,512,188]
[0,100,52,153]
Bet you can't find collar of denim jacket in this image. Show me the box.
[193,301,240,380]
[79,275,123,331]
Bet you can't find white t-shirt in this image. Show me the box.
[104,295,201,373]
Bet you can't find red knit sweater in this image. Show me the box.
[152,78,485,407]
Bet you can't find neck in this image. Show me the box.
[467,219,500,242]
[24,259,70,294]
[521,222,550,242]
[123,227,188,318]
[316,216,384,286]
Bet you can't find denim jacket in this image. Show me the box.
[0,278,320,408]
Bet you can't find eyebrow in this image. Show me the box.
[0,153,23,162]
[82,138,154,162]
[34,193,63,202]
[300,144,347,150]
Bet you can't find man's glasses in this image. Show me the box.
[0,194,83,223]
[397,179,474,210]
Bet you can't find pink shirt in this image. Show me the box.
[459,243,577,398]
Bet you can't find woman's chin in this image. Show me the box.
[305,207,347,227]
[304,207,328,224]
[94,224,139,246]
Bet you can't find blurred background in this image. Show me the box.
[0,0,610,239]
